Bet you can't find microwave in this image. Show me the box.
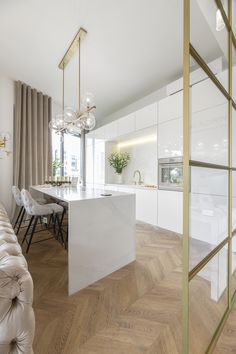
[158,157,183,191]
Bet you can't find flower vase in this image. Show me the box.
[117,173,123,184]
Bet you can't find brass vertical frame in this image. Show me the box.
[183,0,236,352]
[183,0,190,352]
[60,65,65,176]
[228,0,233,308]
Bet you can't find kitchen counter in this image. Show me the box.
[31,185,136,295]
[105,183,157,190]
[31,184,132,202]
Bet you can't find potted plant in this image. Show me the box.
[108,152,130,184]
[52,158,63,177]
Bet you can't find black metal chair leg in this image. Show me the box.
[21,216,34,245]
[55,213,64,245]
[60,208,65,228]
[13,206,24,229]
[16,208,26,235]
[26,216,39,254]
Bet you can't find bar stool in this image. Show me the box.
[12,186,47,235]
[20,189,64,253]
[58,201,69,249]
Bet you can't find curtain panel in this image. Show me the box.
[13,81,52,196]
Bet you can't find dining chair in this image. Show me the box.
[12,186,47,235]
[20,189,64,253]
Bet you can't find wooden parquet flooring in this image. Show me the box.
[214,300,236,353]
[18,222,183,354]
[18,221,235,353]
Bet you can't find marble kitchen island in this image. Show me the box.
[31,185,136,295]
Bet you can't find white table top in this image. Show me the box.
[31,185,134,203]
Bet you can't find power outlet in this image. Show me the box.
[42,217,48,224]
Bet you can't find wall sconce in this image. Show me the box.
[0,132,11,148]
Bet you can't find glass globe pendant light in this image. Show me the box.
[63,107,77,123]
[49,28,96,134]
[81,92,95,109]
[80,112,96,130]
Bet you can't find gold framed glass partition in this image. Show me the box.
[183,0,236,352]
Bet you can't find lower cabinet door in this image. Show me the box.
[135,189,158,226]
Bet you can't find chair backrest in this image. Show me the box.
[21,189,39,215]
[12,186,23,207]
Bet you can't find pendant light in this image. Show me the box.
[49,28,96,135]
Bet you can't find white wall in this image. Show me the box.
[0,75,14,214]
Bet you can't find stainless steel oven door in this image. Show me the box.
[158,159,183,191]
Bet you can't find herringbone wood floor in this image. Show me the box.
[18,221,232,354]
[214,296,236,353]
[19,222,183,354]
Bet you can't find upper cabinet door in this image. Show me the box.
[117,113,136,137]
[158,91,183,124]
[104,121,118,141]
[191,77,226,113]
[135,103,157,131]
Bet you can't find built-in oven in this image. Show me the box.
[158,157,183,191]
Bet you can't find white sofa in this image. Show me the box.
[0,202,35,354]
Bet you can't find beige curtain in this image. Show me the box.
[13,81,52,199]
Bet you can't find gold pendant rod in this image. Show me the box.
[58,28,87,70]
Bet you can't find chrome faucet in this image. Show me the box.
[133,170,143,185]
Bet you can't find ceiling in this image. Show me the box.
[0,0,223,121]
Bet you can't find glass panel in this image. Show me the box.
[232,236,236,296]
[233,171,236,232]
[233,0,236,36]
[189,246,228,354]
[233,47,236,103]
[190,167,228,270]
[190,61,228,166]
[64,134,80,177]
[221,0,228,17]
[233,108,236,168]
[190,0,228,92]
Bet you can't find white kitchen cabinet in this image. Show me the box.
[105,185,158,226]
[158,91,183,124]
[190,103,228,166]
[135,189,157,226]
[117,113,135,137]
[135,103,157,131]
[104,121,118,141]
[86,140,94,184]
[158,117,183,158]
[93,141,105,185]
[191,77,226,113]
[158,190,183,234]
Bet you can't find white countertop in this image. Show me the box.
[105,183,157,190]
[31,185,134,203]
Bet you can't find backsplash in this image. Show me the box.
[105,130,157,185]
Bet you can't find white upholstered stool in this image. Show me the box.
[21,189,64,253]
[12,186,47,235]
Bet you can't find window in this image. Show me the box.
[51,131,80,177]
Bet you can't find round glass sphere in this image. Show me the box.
[81,113,96,131]
[67,123,81,135]
[75,117,86,130]
[54,114,65,130]
[49,120,56,130]
[64,107,76,123]
[81,92,95,108]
